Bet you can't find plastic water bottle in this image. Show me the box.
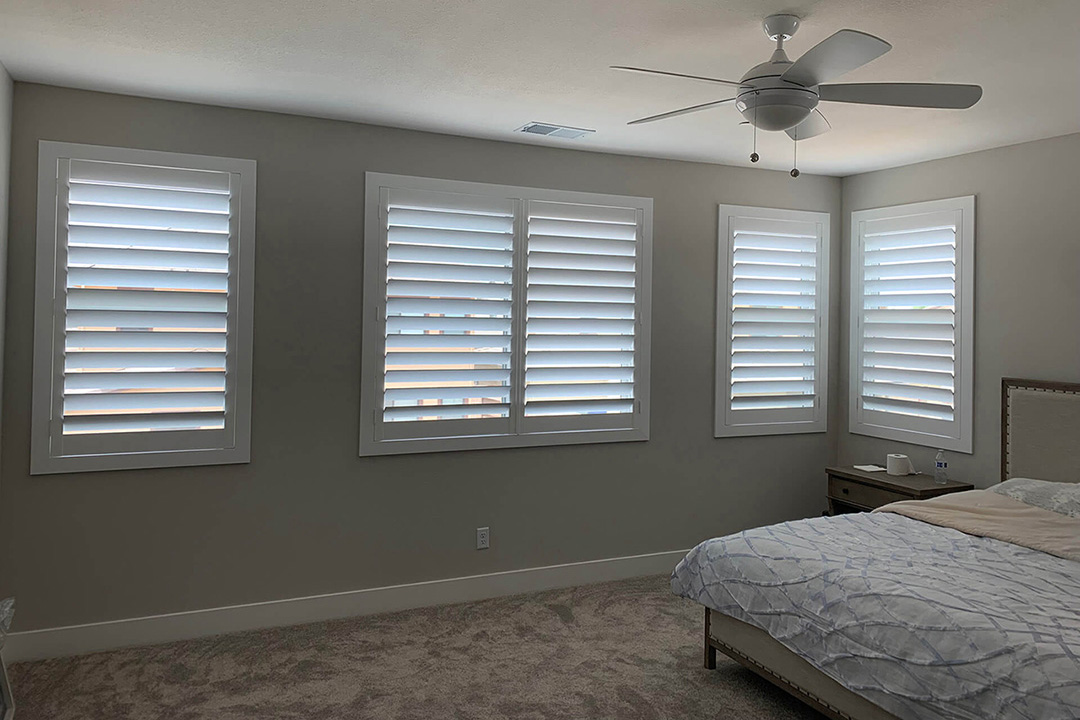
[933,450,948,484]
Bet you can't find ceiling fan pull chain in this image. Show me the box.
[750,93,760,163]
[791,131,800,178]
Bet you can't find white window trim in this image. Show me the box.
[848,196,974,453]
[714,204,831,437]
[31,141,256,474]
[360,172,652,456]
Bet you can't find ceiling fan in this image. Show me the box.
[614,14,982,174]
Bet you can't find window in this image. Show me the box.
[32,142,256,474]
[849,196,974,453]
[715,205,830,436]
[361,173,651,455]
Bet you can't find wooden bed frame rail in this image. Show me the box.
[705,608,860,720]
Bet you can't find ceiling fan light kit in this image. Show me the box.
[614,14,983,176]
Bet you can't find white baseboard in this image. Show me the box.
[4,548,688,662]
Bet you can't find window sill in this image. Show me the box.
[849,421,972,454]
[359,426,648,457]
[30,447,251,475]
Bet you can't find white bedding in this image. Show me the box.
[671,511,1080,720]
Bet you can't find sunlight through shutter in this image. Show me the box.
[716,206,829,436]
[850,197,974,452]
[62,159,234,436]
[381,188,515,424]
[524,201,640,422]
[859,212,958,421]
[362,174,652,455]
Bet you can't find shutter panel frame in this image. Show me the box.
[360,173,652,456]
[715,205,831,437]
[375,186,517,441]
[31,142,256,475]
[849,196,975,454]
[522,199,644,432]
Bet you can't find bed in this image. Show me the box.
[672,378,1080,720]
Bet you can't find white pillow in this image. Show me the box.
[993,477,1080,518]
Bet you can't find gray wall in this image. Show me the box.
[1,84,841,631]
[0,63,12,532]
[836,133,1080,487]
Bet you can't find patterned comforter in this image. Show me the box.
[671,510,1080,720]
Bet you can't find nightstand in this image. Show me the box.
[826,465,974,515]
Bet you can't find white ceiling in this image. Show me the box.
[2,0,1078,176]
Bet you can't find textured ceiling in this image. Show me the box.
[1,0,1078,176]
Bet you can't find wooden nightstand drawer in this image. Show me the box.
[828,476,903,510]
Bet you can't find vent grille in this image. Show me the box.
[517,123,595,140]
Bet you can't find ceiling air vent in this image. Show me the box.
[517,122,595,140]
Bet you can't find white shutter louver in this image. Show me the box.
[850,197,974,452]
[32,143,255,474]
[362,174,651,455]
[524,201,640,428]
[716,206,829,437]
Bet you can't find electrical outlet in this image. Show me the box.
[476,526,490,550]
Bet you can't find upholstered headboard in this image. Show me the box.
[1001,378,1080,484]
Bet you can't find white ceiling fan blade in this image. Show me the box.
[818,83,983,109]
[627,98,736,125]
[780,30,891,87]
[611,66,749,89]
[785,109,831,140]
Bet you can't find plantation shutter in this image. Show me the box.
[362,174,652,455]
[377,187,516,440]
[850,197,974,452]
[523,201,643,432]
[32,143,256,474]
[716,206,829,437]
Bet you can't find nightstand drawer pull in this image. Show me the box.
[842,488,849,495]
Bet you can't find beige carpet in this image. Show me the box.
[11,575,824,719]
